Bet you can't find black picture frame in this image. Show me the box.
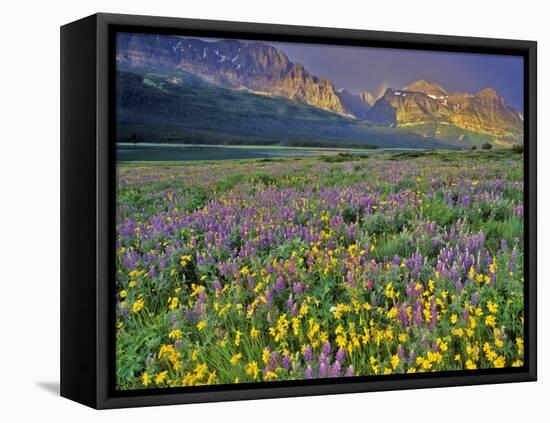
[60,12,537,409]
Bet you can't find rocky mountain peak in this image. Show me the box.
[359,91,375,106]
[403,80,449,97]
[367,81,522,145]
[117,33,355,116]
[477,87,499,98]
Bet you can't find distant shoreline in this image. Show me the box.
[116,142,431,153]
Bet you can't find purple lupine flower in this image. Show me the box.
[293,282,305,294]
[184,308,197,323]
[345,366,354,377]
[318,352,327,366]
[265,289,274,307]
[304,365,314,379]
[412,300,423,326]
[500,239,508,252]
[322,341,331,357]
[408,351,416,365]
[213,278,223,295]
[319,362,328,378]
[429,298,437,329]
[158,258,166,270]
[509,247,518,272]
[281,354,291,369]
[303,345,313,363]
[462,305,470,323]
[288,259,296,275]
[287,295,295,311]
[331,361,341,377]
[275,275,285,292]
[399,303,410,327]
[336,347,345,363]
[397,345,406,360]
[455,280,463,294]
[118,302,128,317]
[269,352,280,370]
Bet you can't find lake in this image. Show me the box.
[116,143,378,162]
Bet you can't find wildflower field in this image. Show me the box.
[115,150,525,389]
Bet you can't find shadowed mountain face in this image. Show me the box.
[116,33,523,147]
[335,89,374,119]
[116,69,456,149]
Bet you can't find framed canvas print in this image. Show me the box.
[60,13,537,409]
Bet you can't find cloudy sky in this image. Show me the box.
[198,36,524,112]
[269,41,524,112]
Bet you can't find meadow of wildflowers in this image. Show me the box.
[115,150,524,389]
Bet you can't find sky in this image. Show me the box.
[199,36,524,112]
[269,41,524,112]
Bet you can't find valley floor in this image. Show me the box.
[115,150,525,389]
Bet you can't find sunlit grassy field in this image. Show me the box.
[115,150,524,389]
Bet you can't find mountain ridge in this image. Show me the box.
[365,81,523,145]
[116,33,523,146]
[116,69,460,150]
[117,33,374,118]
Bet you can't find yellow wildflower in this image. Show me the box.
[142,372,150,386]
[154,371,168,385]
[516,337,524,352]
[246,361,259,380]
[489,257,497,274]
[264,371,277,381]
[487,300,498,314]
[168,296,179,310]
[234,330,242,346]
[131,299,144,313]
[262,348,271,364]
[292,317,300,336]
[485,315,497,328]
[391,354,400,370]
[493,356,506,368]
[230,353,242,365]
[168,329,182,340]
[250,327,260,339]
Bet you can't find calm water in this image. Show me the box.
[116,144,371,162]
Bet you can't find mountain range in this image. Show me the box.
[116,33,523,147]
[366,82,523,145]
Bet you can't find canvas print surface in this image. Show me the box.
[114,32,525,390]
